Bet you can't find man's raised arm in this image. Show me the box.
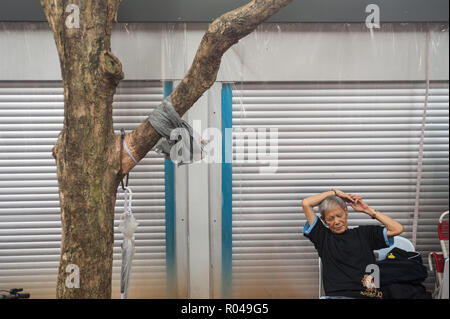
[348,199,404,237]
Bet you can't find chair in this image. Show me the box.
[427,211,449,298]
[374,236,415,261]
[319,235,415,298]
[438,211,449,259]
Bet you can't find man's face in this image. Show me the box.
[322,205,348,234]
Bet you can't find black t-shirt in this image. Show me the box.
[303,216,392,297]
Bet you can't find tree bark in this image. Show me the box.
[41,0,123,299]
[40,0,292,298]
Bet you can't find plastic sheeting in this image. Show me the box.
[158,22,449,82]
[217,22,449,299]
[0,20,449,299]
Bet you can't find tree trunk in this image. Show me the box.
[40,0,292,298]
[41,0,123,298]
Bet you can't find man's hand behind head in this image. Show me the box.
[348,198,369,212]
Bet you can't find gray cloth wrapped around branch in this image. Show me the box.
[148,98,207,165]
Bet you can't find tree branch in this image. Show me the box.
[120,0,293,174]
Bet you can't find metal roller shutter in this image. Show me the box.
[0,81,167,298]
[230,82,449,298]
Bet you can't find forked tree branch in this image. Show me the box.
[120,0,293,174]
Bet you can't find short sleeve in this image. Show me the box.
[382,227,395,247]
[302,216,327,251]
[358,225,391,250]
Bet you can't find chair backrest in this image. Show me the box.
[374,236,415,261]
[438,211,449,259]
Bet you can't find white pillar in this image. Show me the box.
[185,92,211,298]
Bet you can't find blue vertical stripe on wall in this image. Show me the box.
[221,83,233,298]
[163,81,176,296]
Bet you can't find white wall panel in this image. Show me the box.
[1,23,448,82]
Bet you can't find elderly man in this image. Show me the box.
[302,189,404,298]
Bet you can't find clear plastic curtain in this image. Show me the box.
[0,20,448,299]
[213,22,449,298]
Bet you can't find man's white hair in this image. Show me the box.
[319,196,347,219]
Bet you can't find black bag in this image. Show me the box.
[376,247,431,299]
